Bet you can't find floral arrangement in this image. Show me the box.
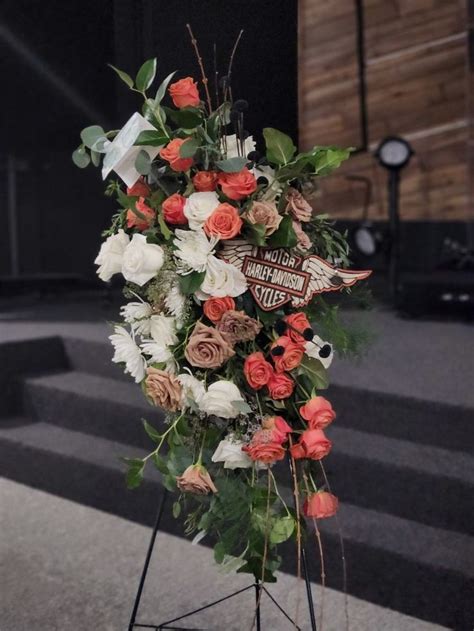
[74,32,370,586]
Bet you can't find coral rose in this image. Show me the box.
[160,138,194,172]
[267,371,294,400]
[286,187,313,222]
[303,491,339,519]
[185,322,234,369]
[290,429,332,460]
[204,203,243,240]
[299,396,336,430]
[169,77,200,109]
[126,198,155,231]
[245,200,282,236]
[244,352,273,390]
[216,310,262,344]
[162,193,187,225]
[176,464,218,494]
[242,429,286,464]
[271,336,304,373]
[284,313,312,344]
[262,416,292,444]
[203,296,235,323]
[145,367,182,412]
[218,167,257,201]
[127,177,151,198]
[193,171,218,192]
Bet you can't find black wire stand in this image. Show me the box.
[127,489,318,631]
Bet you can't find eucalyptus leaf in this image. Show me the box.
[90,150,101,167]
[80,125,106,149]
[179,137,200,158]
[72,147,90,168]
[135,150,152,175]
[215,157,248,173]
[108,64,134,89]
[136,58,157,92]
[263,127,296,166]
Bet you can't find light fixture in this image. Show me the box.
[376,136,413,170]
[346,175,383,258]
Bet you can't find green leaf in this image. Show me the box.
[270,516,295,544]
[109,64,134,89]
[298,356,329,390]
[267,215,297,248]
[152,452,168,474]
[154,70,177,106]
[157,211,172,239]
[72,147,90,168]
[165,107,203,130]
[215,157,248,173]
[179,271,206,294]
[214,542,226,564]
[179,137,200,158]
[263,127,296,166]
[172,501,181,518]
[311,147,352,176]
[90,150,101,167]
[122,457,145,489]
[243,221,267,246]
[116,188,137,209]
[134,130,167,147]
[143,419,161,443]
[136,58,157,92]
[80,125,106,149]
[135,150,152,175]
[231,399,252,414]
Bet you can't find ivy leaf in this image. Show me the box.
[179,271,205,294]
[179,137,200,158]
[108,64,134,89]
[154,70,177,105]
[135,150,152,175]
[134,130,167,147]
[270,516,295,544]
[263,127,296,166]
[297,356,329,390]
[122,457,145,489]
[267,215,297,248]
[80,125,106,149]
[72,147,90,168]
[142,419,161,443]
[136,58,157,92]
[215,157,248,173]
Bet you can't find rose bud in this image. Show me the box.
[176,464,218,495]
[169,77,200,109]
[303,491,339,519]
[162,193,187,225]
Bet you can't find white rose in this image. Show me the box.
[211,436,253,470]
[178,372,206,409]
[223,134,256,160]
[196,255,247,299]
[305,335,334,369]
[174,229,217,273]
[121,234,164,286]
[94,230,130,282]
[199,381,246,419]
[109,325,146,383]
[184,192,220,230]
[149,314,178,347]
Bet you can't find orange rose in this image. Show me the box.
[203,296,236,323]
[299,396,336,430]
[244,352,273,390]
[303,491,338,519]
[267,371,294,400]
[284,313,312,344]
[169,77,200,109]
[262,416,292,444]
[193,171,218,192]
[290,429,332,460]
[271,336,304,373]
[242,429,286,464]
[127,177,151,198]
[204,203,243,240]
[218,167,257,201]
[159,138,194,172]
[126,198,155,231]
[162,193,187,225]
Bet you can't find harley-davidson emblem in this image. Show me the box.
[220,240,371,311]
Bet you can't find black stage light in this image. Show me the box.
[346,175,382,258]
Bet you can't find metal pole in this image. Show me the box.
[254,581,262,631]
[128,490,168,631]
[388,168,401,302]
[302,548,317,631]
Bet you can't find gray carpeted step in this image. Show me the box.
[22,370,163,449]
[0,419,472,629]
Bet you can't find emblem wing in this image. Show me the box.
[292,255,371,307]
[218,240,256,271]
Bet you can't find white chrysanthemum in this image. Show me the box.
[164,283,187,326]
[174,229,217,273]
[149,314,178,347]
[109,325,146,383]
[223,134,256,160]
[178,372,206,409]
[184,191,220,230]
[140,340,173,364]
[196,255,247,299]
[120,300,153,323]
[199,381,246,419]
[305,335,334,369]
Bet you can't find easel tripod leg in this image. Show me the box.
[254,581,262,631]
[302,548,317,631]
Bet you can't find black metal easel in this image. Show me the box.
[127,488,318,630]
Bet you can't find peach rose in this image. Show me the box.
[244,352,273,390]
[126,198,155,231]
[290,429,332,460]
[169,77,200,109]
[203,296,235,323]
[176,464,218,494]
[271,336,304,373]
[216,310,262,344]
[160,138,194,172]
[218,167,257,201]
[185,322,234,369]
[267,371,294,400]
[162,193,187,225]
[303,491,339,519]
[127,177,151,198]
[145,367,182,412]
[292,220,312,252]
[242,429,286,464]
[286,187,313,222]
[245,200,282,236]
[204,203,243,240]
[299,397,336,430]
[284,313,312,344]
[193,171,218,192]
[262,416,292,444]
